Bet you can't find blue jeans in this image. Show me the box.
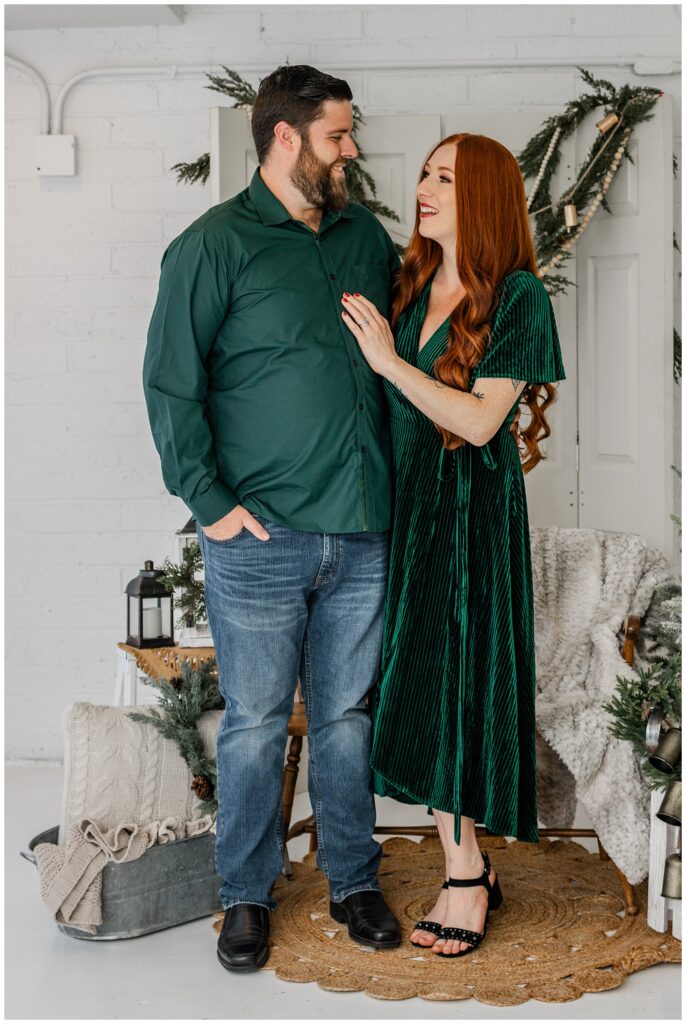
[196,514,388,912]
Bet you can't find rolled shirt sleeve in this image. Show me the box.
[142,230,239,527]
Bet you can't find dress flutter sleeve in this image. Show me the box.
[473,271,566,385]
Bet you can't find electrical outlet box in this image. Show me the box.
[35,134,76,176]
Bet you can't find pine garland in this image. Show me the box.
[519,67,663,294]
[127,658,224,813]
[538,127,632,276]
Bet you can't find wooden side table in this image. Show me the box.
[113,643,217,705]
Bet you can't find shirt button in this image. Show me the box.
[330,274,336,280]
[353,359,359,366]
[358,403,364,411]
[361,446,368,454]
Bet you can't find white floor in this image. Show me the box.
[6,763,681,1021]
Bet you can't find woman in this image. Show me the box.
[340,133,566,958]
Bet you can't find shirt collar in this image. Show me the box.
[249,167,354,227]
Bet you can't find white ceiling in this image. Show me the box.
[4,4,185,31]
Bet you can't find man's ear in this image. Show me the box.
[273,120,298,154]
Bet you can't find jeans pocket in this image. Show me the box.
[199,525,246,546]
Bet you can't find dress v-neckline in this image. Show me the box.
[415,275,452,364]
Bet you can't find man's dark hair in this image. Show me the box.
[251,64,353,164]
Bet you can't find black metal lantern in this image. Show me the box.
[125,560,174,648]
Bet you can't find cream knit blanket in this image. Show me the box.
[531,526,673,886]
[34,815,215,934]
[35,705,223,933]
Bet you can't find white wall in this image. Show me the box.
[5,4,682,760]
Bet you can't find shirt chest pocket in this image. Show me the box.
[342,262,391,318]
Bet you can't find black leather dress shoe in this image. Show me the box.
[217,903,270,972]
[329,890,401,949]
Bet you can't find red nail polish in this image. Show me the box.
[353,292,360,297]
[343,292,350,297]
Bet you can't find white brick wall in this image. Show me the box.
[5,4,681,760]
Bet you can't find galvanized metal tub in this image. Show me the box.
[22,825,224,940]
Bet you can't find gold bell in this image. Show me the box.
[649,728,682,774]
[657,780,682,827]
[661,851,682,900]
[596,111,620,134]
[563,203,578,230]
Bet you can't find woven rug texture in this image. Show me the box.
[213,836,681,1004]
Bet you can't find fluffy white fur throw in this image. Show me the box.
[530,526,673,886]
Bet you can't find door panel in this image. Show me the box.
[576,97,674,561]
[353,114,441,245]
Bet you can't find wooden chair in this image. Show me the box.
[281,615,642,915]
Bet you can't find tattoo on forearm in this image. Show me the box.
[512,378,522,390]
[473,390,485,401]
[393,380,407,398]
[423,373,446,389]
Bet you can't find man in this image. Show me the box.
[143,65,401,973]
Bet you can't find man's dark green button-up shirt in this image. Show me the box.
[143,168,401,531]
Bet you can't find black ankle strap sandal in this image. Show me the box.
[435,851,503,959]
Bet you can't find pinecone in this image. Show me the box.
[191,774,213,800]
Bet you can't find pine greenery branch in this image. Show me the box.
[602,576,681,791]
[158,541,207,629]
[171,152,210,186]
[601,662,681,790]
[539,273,576,297]
[205,65,257,105]
[126,658,223,813]
[520,68,662,274]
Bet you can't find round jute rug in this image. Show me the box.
[212,836,681,1004]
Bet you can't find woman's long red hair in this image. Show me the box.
[391,133,557,473]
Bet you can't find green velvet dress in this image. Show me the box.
[370,270,566,845]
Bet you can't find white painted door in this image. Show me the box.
[575,96,674,561]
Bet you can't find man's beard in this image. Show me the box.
[290,133,349,212]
